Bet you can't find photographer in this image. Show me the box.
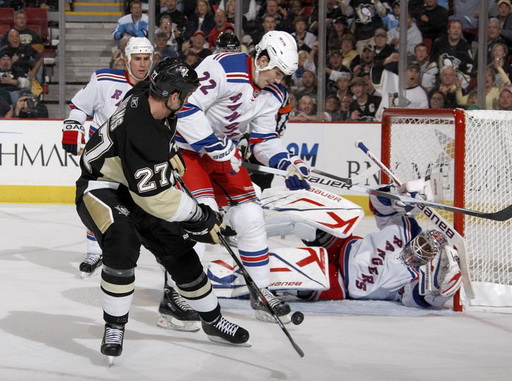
[14,89,48,118]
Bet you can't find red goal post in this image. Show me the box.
[381,108,512,311]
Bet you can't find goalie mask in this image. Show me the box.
[401,230,448,268]
[125,37,154,80]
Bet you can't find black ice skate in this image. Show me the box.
[79,252,102,278]
[201,316,251,346]
[157,286,200,332]
[101,323,125,366]
[250,287,292,323]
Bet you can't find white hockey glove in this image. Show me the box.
[371,179,436,217]
[416,247,462,307]
[205,136,242,175]
[169,142,185,177]
[62,119,85,156]
[277,155,310,191]
[370,185,416,217]
[400,179,435,202]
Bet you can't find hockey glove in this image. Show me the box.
[400,179,435,202]
[419,246,462,298]
[181,203,226,244]
[169,142,186,177]
[278,156,310,190]
[370,185,417,217]
[213,145,242,175]
[62,119,86,155]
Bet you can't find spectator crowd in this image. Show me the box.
[3,0,512,119]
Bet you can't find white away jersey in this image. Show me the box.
[176,52,290,168]
[341,214,421,301]
[68,68,135,131]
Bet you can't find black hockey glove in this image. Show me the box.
[181,203,226,244]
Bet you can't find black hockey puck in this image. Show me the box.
[291,311,304,325]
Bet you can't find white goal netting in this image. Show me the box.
[382,109,512,308]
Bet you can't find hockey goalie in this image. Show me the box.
[204,185,463,309]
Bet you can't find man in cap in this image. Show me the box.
[373,28,397,67]
[348,75,381,121]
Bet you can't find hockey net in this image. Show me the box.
[381,109,512,310]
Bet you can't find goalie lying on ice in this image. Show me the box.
[206,186,462,309]
[295,187,463,308]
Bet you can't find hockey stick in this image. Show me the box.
[175,176,305,358]
[241,162,512,222]
[354,140,475,299]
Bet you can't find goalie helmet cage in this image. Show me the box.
[381,108,512,312]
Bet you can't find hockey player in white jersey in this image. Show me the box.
[298,187,462,308]
[61,37,153,277]
[175,30,308,323]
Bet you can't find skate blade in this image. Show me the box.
[254,309,291,324]
[206,335,252,347]
[80,271,93,279]
[157,315,201,332]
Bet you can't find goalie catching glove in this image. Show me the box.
[62,119,86,155]
[181,203,227,244]
[409,246,462,307]
[277,155,310,190]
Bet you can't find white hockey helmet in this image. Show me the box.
[125,37,154,79]
[255,31,298,76]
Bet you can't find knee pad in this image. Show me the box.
[225,202,265,239]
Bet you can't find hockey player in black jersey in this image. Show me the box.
[75,58,250,364]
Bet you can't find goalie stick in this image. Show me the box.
[241,162,512,222]
[354,140,475,300]
[175,175,305,358]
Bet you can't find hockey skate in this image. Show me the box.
[250,288,292,323]
[201,315,251,346]
[157,286,201,332]
[79,252,102,278]
[101,323,125,366]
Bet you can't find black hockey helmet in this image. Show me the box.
[149,57,199,102]
[215,32,241,53]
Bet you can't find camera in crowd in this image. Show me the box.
[22,95,38,108]
[16,89,48,118]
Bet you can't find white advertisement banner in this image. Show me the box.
[0,120,382,201]
[0,120,82,186]
[279,122,382,191]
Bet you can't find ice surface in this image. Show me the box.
[1,204,512,381]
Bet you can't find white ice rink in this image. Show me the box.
[1,203,512,381]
